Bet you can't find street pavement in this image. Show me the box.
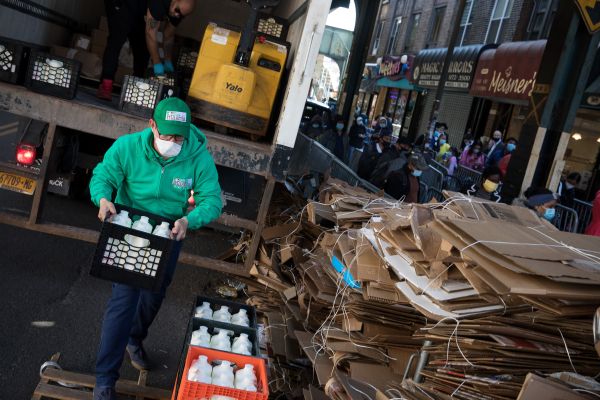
[0,191,236,399]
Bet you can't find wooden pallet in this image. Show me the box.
[32,353,172,400]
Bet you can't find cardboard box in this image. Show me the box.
[92,29,108,47]
[91,44,105,57]
[517,373,588,400]
[71,34,91,51]
[50,46,101,79]
[99,16,108,32]
[114,65,133,85]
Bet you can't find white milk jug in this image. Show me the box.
[111,210,132,227]
[213,306,232,323]
[152,221,171,238]
[210,330,231,352]
[125,216,152,247]
[231,309,250,327]
[231,333,252,355]
[212,360,235,388]
[188,355,212,383]
[191,326,211,347]
[194,301,213,319]
[235,364,257,390]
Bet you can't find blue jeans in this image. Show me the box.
[95,241,182,388]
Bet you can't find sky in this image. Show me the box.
[326,0,356,31]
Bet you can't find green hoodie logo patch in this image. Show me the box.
[172,178,193,190]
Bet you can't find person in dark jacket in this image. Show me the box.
[347,116,367,171]
[485,130,505,167]
[385,151,428,202]
[357,134,387,180]
[466,165,502,202]
[370,136,411,188]
[557,172,581,209]
[373,116,392,137]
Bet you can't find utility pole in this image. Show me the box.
[426,0,467,136]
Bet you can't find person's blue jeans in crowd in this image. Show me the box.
[95,240,182,388]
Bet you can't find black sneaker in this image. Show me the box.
[93,386,116,400]
[126,344,152,371]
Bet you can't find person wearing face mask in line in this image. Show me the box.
[369,136,412,188]
[498,137,518,178]
[467,165,502,202]
[428,122,448,151]
[373,116,393,137]
[485,130,505,168]
[384,152,428,202]
[459,140,485,171]
[329,117,348,162]
[89,97,222,399]
[357,134,388,180]
[435,133,451,162]
[557,172,581,209]
[348,116,367,172]
[524,187,559,223]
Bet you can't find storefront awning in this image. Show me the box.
[376,77,419,91]
[411,44,494,92]
[470,40,547,104]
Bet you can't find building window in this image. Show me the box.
[527,0,558,39]
[458,0,474,46]
[404,13,421,51]
[372,21,386,55]
[387,17,402,54]
[485,0,514,44]
[427,6,446,47]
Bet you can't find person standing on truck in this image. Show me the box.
[89,97,222,400]
[97,0,196,100]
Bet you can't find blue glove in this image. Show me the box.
[153,63,165,76]
[164,60,174,73]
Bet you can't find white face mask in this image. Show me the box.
[155,136,182,158]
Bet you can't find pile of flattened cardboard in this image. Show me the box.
[232,180,600,399]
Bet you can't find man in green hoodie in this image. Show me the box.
[89,97,222,400]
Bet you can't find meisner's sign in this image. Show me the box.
[470,40,547,102]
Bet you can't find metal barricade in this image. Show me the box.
[428,159,449,177]
[573,198,593,233]
[427,186,444,203]
[419,181,430,203]
[454,165,483,191]
[443,175,463,192]
[554,204,579,233]
[421,165,444,192]
[288,133,385,195]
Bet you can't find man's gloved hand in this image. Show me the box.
[153,63,165,76]
[98,198,116,222]
[164,60,174,73]
[171,216,188,241]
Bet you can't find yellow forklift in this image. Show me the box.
[187,0,288,138]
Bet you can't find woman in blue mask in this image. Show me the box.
[524,187,558,223]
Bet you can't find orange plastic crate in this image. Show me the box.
[177,346,268,400]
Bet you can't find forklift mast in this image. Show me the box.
[234,0,280,67]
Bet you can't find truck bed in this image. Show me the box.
[0,81,274,177]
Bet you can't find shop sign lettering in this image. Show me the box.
[487,67,537,97]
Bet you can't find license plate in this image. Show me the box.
[0,172,37,195]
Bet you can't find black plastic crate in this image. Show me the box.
[90,204,180,292]
[188,318,260,357]
[119,75,163,118]
[0,37,30,84]
[194,295,258,329]
[176,46,198,97]
[149,75,180,101]
[25,51,80,99]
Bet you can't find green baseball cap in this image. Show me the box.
[153,97,191,138]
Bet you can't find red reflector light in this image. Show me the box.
[16,144,36,166]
